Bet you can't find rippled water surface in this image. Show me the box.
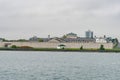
[0,51,120,80]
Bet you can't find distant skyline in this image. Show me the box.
[0,0,120,39]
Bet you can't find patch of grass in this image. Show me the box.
[0,47,120,52]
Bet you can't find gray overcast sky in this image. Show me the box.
[0,0,120,39]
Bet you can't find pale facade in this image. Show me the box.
[0,41,113,49]
[95,38,107,43]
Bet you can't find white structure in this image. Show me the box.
[57,44,65,49]
[95,37,107,43]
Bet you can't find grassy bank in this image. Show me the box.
[0,47,120,52]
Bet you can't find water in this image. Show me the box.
[0,51,120,80]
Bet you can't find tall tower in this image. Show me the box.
[85,30,93,38]
[48,35,50,39]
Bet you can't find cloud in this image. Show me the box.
[0,0,120,39]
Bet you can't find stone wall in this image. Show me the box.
[0,42,113,49]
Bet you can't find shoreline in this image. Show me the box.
[0,48,120,53]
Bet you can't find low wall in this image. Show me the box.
[0,42,113,49]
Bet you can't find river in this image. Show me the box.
[0,51,120,80]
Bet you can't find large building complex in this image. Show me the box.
[0,30,115,49]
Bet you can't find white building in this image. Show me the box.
[95,37,107,43]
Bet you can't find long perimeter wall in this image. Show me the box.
[0,42,113,49]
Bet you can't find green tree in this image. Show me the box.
[2,38,8,42]
[99,45,105,50]
[2,38,6,41]
[11,45,17,48]
[112,38,119,48]
[17,39,27,42]
[62,35,67,39]
[38,38,43,42]
[80,46,83,50]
